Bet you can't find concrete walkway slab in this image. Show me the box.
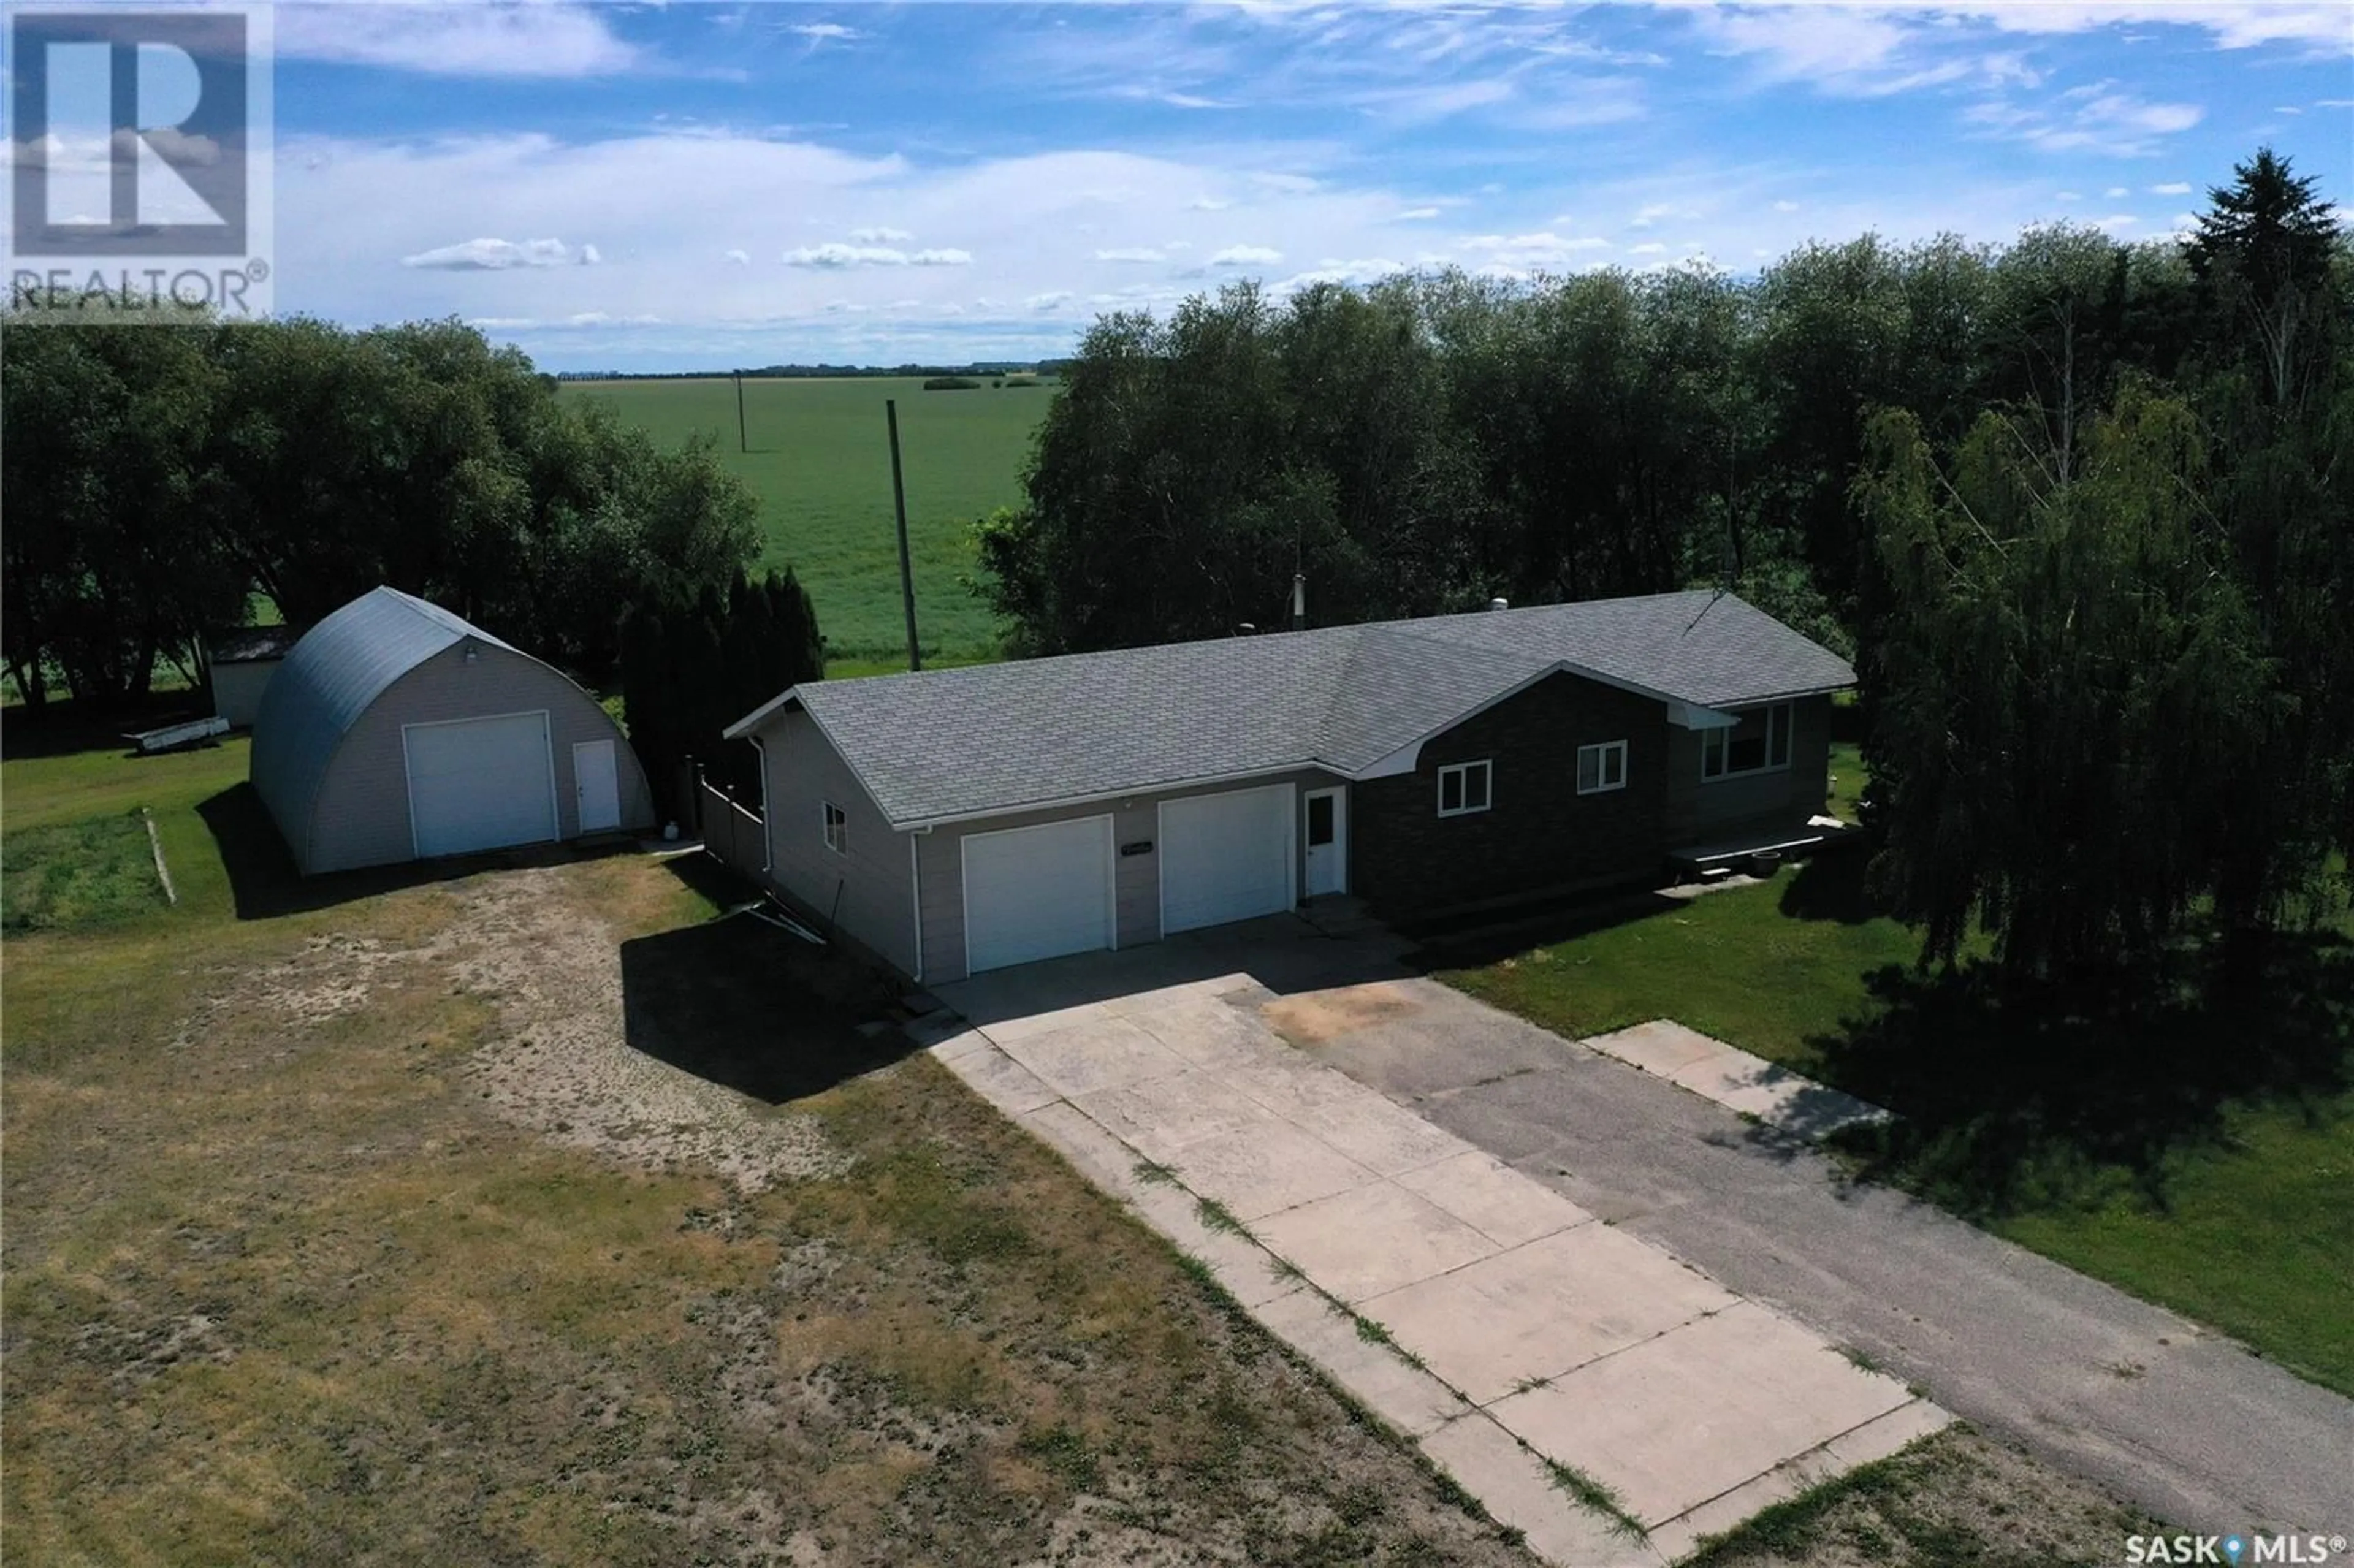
[1364,1224,1739,1406]
[1167,1120,1379,1222]
[1422,1414,1665,1568]
[1582,1021,1891,1141]
[1393,1151,1596,1249]
[1070,1069,1281,1162]
[1256,1286,1474,1437]
[994,1014,1191,1098]
[1491,1301,1922,1528]
[1252,1181,1503,1304]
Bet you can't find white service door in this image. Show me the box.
[963,815,1115,974]
[1303,786,1347,896]
[405,712,558,859]
[573,737,621,832]
[1160,783,1295,935]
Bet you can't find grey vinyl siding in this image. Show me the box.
[913,767,1341,986]
[303,643,653,874]
[1661,694,1834,841]
[755,709,917,976]
[211,661,278,728]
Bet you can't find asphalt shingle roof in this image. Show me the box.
[747,589,1853,826]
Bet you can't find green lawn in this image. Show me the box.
[565,376,1051,664]
[1,811,170,934]
[1437,853,2354,1397]
[1,729,251,927]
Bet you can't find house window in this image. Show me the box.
[821,801,848,854]
[1576,740,1628,796]
[1437,760,1492,817]
[1701,703,1793,781]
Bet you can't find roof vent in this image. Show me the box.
[1487,597,1510,612]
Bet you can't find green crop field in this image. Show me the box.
[564,376,1053,666]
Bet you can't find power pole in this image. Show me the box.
[885,398,922,671]
[733,371,747,454]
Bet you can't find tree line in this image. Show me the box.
[978,149,2350,982]
[2,316,767,710]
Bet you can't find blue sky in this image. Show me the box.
[246,2,2353,370]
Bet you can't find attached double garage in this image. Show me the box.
[904,773,1339,983]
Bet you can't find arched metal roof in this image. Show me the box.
[249,587,516,853]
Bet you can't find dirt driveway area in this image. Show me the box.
[932,934,1950,1563]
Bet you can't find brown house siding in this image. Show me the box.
[1351,671,1669,915]
[1661,693,1835,840]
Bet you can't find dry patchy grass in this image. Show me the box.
[4,851,1533,1567]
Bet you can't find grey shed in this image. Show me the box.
[249,587,653,875]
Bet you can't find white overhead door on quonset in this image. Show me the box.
[403,711,558,859]
[1159,783,1295,935]
[962,815,1116,974]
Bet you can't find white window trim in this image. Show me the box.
[1701,702,1794,784]
[821,800,848,855]
[1576,740,1628,796]
[1436,759,1493,818]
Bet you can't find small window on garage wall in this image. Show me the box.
[821,801,848,854]
[1438,759,1492,816]
[1577,740,1627,795]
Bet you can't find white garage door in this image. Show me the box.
[1160,783,1295,935]
[404,712,558,859]
[963,815,1115,974]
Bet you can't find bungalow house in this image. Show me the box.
[722,589,1854,984]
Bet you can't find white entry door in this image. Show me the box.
[573,738,621,832]
[962,815,1116,974]
[404,712,558,859]
[1303,786,1347,896]
[1159,783,1295,935]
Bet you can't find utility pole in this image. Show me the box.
[885,398,922,671]
[733,371,747,454]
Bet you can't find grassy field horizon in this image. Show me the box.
[565,375,1051,667]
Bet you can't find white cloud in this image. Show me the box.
[277,2,643,78]
[402,236,599,270]
[2093,214,2140,230]
[1210,244,1284,267]
[785,243,906,268]
[2149,181,2193,195]
[1189,196,1232,211]
[1460,230,1612,267]
[1965,85,2203,155]
[2105,186,2130,197]
[1629,202,1677,229]
[1772,199,1800,213]
[1630,241,1668,254]
[1094,247,1167,262]
[783,242,972,269]
[1949,4,2354,51]
[850,226,913,243]
[1027,291,1073,311]
[2056,190,2083,201]
[1273,257,1407,291]
[790,23,863,48]
[724,248,751,266]
[1395,207,1442,221]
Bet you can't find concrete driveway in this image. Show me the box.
[929,918,1948,1563]
[1291,973,2354,1537]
